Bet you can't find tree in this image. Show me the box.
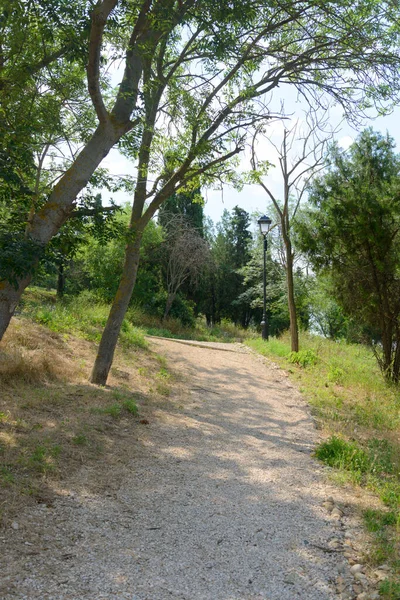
[1,1,399,386]
[158,188,205,236]
[196,207,253,328]
[297,129,400,382]
[250,115,332,351]
[162,217,210,320]
[239,226,311,336]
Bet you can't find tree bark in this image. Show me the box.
[163,292,176,321]
[285,239,299,352]
[0,276,31,339]
[57,261,65,298]
[90,231,143,385]
[0,121,125,342]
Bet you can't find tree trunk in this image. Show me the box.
[163,292,176,321]
[57,261,65,298]
[90,231,143,385]
[0,275,31,339]
[285,241,299,352]
[0,121,125,343]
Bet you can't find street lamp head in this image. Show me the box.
[257,215,272,236]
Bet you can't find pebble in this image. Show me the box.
[11,522,19,530]
[373,569,388,581]
[350,564,364,574]
[331,507,343,519]
[354,572,368,586]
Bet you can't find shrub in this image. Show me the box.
[287,349,318,367]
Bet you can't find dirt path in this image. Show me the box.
[2,339,356,600]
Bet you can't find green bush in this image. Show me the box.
[287,349,318,367]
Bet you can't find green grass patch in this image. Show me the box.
[24,443,62,474]
[379,579,400,599]
[21,289,148,350]
[91,391,139,418]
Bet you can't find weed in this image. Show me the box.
[157,368,170,380]
[0,466,15,485]
[91,403,122,418]
[26,443,61,473]
[364,508,397,533]
[287,349,318,367]
[328,366,345,385]
[316,436,370,474]
[123,399,138,414]
[379,579,400,599]
[155,354,167,368]
[72,434,87,446]
[156,382,170,396]
[112,390,138,414]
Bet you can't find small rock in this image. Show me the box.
[373,569,389,581]
[356,593,367,600]
[344,539,353,546]
[331,507,343,519]
[377,564,390,571]
[350,564,364,575]
[11,522,19,530]
[344,531,354,539]
[353,584,363,595]
[354,572,368,586]
[322,501,334,510]
[344,551,353,558]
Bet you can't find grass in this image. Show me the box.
[247,331,400,592]
[20,289,148,350]
[0,294,179,526]
[127,304,254,343]
[20,287,253,345]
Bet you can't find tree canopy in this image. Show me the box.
[297,129,400,381]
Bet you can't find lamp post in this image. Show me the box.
[257,215,272,340]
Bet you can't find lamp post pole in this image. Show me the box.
[257,215,272,341]
[261,234,268,340]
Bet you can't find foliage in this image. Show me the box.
[198,207,253,328]
[238,230,311,336]
[21,289,148,350]
[287,349,318,367]
[297,129,400,382]
[307,275,348,340]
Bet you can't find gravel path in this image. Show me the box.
[2,339,353,600]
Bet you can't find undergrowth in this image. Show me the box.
[20,288,252,344]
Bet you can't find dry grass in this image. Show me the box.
[0,320,76,384]
[0,317,173,525]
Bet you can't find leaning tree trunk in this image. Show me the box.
[163,292,176,321]
[0,275,31,339]
[90,231,143,385]
[285,239,299,353]
[0,121,125,342]
[57,261,65,298]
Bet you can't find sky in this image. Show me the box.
[100,79,400,228]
